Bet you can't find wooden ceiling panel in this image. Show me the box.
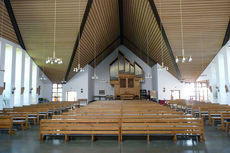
[0,1,18,44]
[123,0,179,79]
[154,0,230,81]
[11,0,88,82]
[67,0,120,81]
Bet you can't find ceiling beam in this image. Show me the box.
[4,0,26,50]
[222,19,230,46]
[89,36,120,66]
[65,0,93,81]
[123,36,156,66]
[118,0,124,44]
[148,0,182,80]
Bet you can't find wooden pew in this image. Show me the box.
[0,116,14,135]
[121,118,205,142]
[0,112,28,130]
[39,118,120,142]
[221,112,230,132]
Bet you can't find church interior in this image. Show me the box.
[0,0,230,153]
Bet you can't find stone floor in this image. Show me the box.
[0,125,230,153]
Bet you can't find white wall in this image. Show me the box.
[62,65,92,102]
[154,64,185,100]
[37,69,53,102]
[197,41,230,104]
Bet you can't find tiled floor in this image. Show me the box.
[0,125,230,153]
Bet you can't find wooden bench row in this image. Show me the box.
[39,117,205,142]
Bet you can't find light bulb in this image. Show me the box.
[188,56,192,62]
[175,56,179,63]
[51,61,54,64]
[54,59,58,63]
[166,67,169,71]
[182,57,185,63]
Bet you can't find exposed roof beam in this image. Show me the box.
[65,0,93,81]
[222,19,230,46]
[123,36,156,66]
[148,0,182,80]
[89,36,120,66]
[4,0,26,50]
[118,0,124,44]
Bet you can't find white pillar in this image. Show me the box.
[0,41,6,110]
[9,47,16,108]
[217,53,226,104]
[20,51,25,106]
[28,59,32,105]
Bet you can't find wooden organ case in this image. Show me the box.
[110,51,143,100]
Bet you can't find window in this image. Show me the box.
[128,78,134,88]
[52,84,62,101]
[184,83,195,100]
[14,48,22,106]
[3,44,13,108]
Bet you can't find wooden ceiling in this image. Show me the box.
[67,0,120,81]
[154,0,230,81]
[10,0,88,82]
[123,0,180,79]
[0,1,18,44]
[1,0,229,82]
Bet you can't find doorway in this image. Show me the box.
[66,91,77,101]
[170,90,180,100]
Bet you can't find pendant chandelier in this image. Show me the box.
[61,80,67,84]
[73,0,84,73]
[40,74,47,81]
[158,0,168,71]
[145,31,152,79]
[91,11,99,80]
[40,65,47,81]
[46,0,63,65]
[175,0,192,63]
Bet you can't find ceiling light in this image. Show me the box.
[45,0,63,65]
[145,73,152,79]
[40,74,47,81]
[175,0,192,64]
[92,73,99,80]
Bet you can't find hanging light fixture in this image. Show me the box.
[145,31,152,79]
[91,13,98,80]
[61,80,67,84]
[175,0,192,63]
[158,0,168,71]
[40,65,47,81]
[73,0,84,73]
[46,0,63,65]
[40,74,47,81]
